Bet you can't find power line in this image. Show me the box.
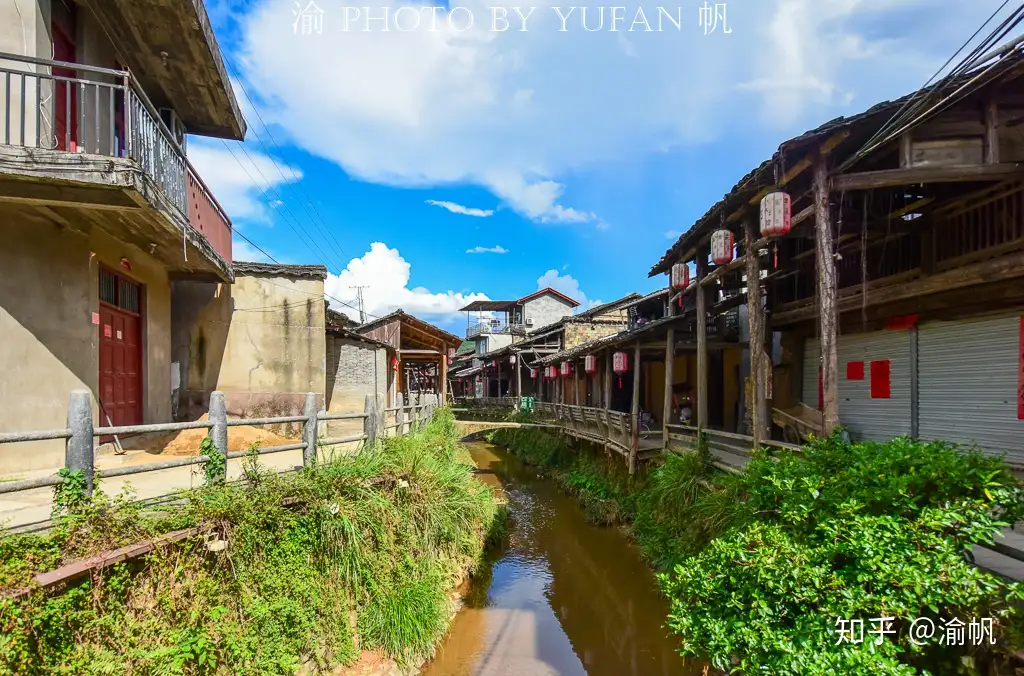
[221,58,350,268]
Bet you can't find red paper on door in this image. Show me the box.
[104,325,112,338]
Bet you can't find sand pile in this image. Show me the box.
[100,414,298,457]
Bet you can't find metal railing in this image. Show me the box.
[0,391,441,501]
[0,51,232,262]
[466,321,526,339]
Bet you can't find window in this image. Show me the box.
[99,268,141,314]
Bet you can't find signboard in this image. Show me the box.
[474,380,484,399]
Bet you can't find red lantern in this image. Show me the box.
[530,368,538,379]
[548,365,558,380]
[584,355,597,374]
[613,351,629,388]
[560,362,572,378]
[760,191,792,237]
[671,262,689,308]
[391,357,399,372]
[711,229,735,265]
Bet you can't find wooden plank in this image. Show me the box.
[832,162,1024,191]
[663,298,676,444]
[815,158,840,435]
[629,341,641,475]
[985,99,1000,165]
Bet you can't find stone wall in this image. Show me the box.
[564,321,624,350]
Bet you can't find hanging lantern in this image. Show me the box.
[584,354,597,374]
[613,351,629,389]
[447,348,456,361]
[560,362,572,378]
[510,354,517,365]
[671,262,689,308]
[548,365,559,380]
[530,368,538,379]
[391,357,399,372]
[492,360,497,368]
[711,229,735,265]
[760,191,792,237]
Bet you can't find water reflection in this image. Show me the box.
[422,443,703,676]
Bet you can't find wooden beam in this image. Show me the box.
[833,162,1024,191]
[441,352,449,405]
[775,248,1024,324]
[603,351,612,410]
[814,158,839,435]
[696,250,709,430]
[744,218,769,445]
[398,349,441,356]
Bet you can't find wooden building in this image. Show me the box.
[652,49,1024,464]
[353,311,461,404]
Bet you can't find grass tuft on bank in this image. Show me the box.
[0,408,501,675]
[487,425,1024,675]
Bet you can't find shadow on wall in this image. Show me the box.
[170,280,229,421]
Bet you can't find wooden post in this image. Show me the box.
[696,249,709,430]
[440,353,448,405]
[745,219,769,445]
[814,158,840,434]
[515,355,522,406]
[629,341,641,475]
[663,295,676,444]
[574,361,581,405]
[603,351,613,410]
[395,392,405,436]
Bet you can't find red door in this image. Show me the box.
[51,19,78,151]
[99,269,143,429]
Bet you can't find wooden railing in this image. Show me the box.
[455,399,803,471]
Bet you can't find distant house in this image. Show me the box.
[353,311,462,404]
[459,287,581,353]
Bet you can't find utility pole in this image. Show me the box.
[349,286,368,324]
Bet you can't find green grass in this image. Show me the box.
[0,409,501,675]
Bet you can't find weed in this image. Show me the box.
[0,409,501,675]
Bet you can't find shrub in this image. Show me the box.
[660,433,1024,674]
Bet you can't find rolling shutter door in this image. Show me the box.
[918,315,1024,465]
[801,329,912,442]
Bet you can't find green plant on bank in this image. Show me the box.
[198,436,226,486]
[0,408,501,676]
[488,425,1024,675]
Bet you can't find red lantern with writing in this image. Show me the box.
[671,263,689,308]
[759,191,792,237]
[584,354,597,374]
[613,351,629,388]
[560,362,572,378]
[711,229,735,265]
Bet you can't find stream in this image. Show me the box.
[421,441,703,676]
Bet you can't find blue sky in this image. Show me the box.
[189,0,1010,332]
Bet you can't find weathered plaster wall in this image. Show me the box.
[326,335,387,413]
[0,0,52,147]
[563,321,623,350]
[524,293,574,330]
[183,274,326,434]
[0,220,172,472]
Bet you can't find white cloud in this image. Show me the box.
[325,242,490,323]
[426,199,495,217]
[235,0,1006,225]
[187,140,303,224]
[466,245,509,254]
[536,269,594,308]
[665,230,682,239]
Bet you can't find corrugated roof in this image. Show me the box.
[459,300,518,311]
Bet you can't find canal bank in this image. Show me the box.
[423,441,700,676]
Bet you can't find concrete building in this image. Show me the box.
[172,263,327,436]
[0,0,243,471]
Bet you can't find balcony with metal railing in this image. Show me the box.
[0,52,232,280]
[466,319,529,339]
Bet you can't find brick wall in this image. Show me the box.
[564,321,625,350]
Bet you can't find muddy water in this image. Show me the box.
[422,442,702,676]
